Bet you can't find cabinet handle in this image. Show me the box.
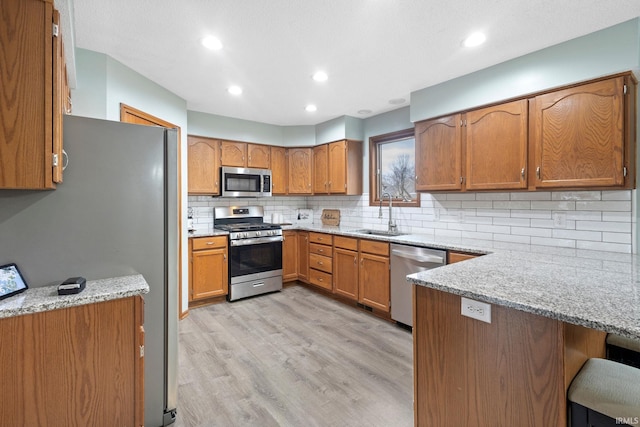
[360,258,364,266]
[317,261,323,265]
[536,167,541,179]
[353,256,357,264]
[521,168,525,179]
[318,277,323,282]
[223,254,227,260]
[206,242,214,245]
[318,248,324,252]
[62,150,69,170]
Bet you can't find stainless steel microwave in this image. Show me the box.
[220,166,272,197]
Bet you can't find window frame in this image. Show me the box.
[368,128,420,208]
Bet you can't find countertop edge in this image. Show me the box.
[0,274,150,319]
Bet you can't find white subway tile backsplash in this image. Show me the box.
[530,201,576,210]
[188,188,635,254]
[551,191,601,201]
[576,201,631,211]
[576,240,632,253]
[509,192,551,201]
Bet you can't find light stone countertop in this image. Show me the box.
[189,223,640,339]
[0,274,149,319]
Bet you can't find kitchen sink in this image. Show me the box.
[352,229,408,237]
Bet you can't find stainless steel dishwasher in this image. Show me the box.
[390,243,446,327]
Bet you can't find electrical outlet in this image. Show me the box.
[553,212,567,228]
[461,297,491,323]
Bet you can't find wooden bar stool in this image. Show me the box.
[568,358,640,426]
[606,333,640,368]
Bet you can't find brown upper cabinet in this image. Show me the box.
[0,0,68,189]
[415,115,463,191]
[313,139,363,195]
[288,147,313,194]
[415,72,636,192]
[530,75,635,189]
[220,140,271,169]
[270,146,288,195]
[187,135,220,195]
[466,100,528,190]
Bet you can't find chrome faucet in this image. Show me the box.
[379,192,398,233]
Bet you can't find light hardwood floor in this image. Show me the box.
[175,285,414,427]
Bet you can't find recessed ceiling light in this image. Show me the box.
[463,32,486,48]
[312,71,328,82]
[357,109,373,115]
[228,86,243,95]
[201,36,223,51]
[388,98,406,105]
[305,104,317,112]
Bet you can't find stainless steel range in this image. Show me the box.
[214,206,283,301]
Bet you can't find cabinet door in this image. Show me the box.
[328,140,347,193]
[531,77,626,188]
[0,0,56,189]
[52,9,64,184]
[191,247,228,300]
[220,141,247,167]
[313,144,329,194]
[415,114,463,191]
[297,232,309,282]
[282,230,298,282]
[288,148,313,194]
[333,247,358,301]
[465,100,528,190]
[359,252,390,312]
[271,146,288,195]
[187,136,220,195]
[247,143,271,169]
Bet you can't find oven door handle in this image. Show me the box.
[230,236,284,246]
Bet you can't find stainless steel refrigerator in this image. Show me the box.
[0,115,179,426]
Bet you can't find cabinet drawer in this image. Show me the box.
[192,236,227,250]
[309,232,333,245]
[359,239,389,256]
[309,253,332,273]
[309,268,332,291]
[310,243,332,256]
[334,236,358,251]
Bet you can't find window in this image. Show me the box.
[369,128,420,207]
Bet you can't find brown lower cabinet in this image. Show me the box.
[297,231,309,282]
[308,232,333,291]
[0,297,145,426]
[282,230,298,282]
[333,236,359,300]
[358,239,390,312]
[189,236,228,301]
[413,286,606,426]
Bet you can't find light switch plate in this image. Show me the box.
[461,297,491,323]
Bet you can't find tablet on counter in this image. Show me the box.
[0,263,29,301]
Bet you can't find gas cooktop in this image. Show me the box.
[214,223,281,232]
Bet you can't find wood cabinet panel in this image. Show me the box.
[52,9,65,184]
[288,148,313,194]
[333,247,359,301]
[283,230,298,282]
[415,114,463,191]
[247,143,270,169]
[313,144,329,194]
[309,232,332,245]
[0,0,65,189]
[309,242,331,256]
[190,237,228,301]
[334,236,358,251]
[414,286,565,426]
[297,232,309,282]
[359,239,389,256]
[358,252,390,312]
[187,136,220,195]
[465,100,528,190]
[328,140,347,193]
[271,146,288,195]
[531,76,627,188]
[220,141,247,167]
[0,297,143,426]
[309,268,332,291]
[310,253,332,274]
[447,251,479,264]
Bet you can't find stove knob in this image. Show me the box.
[256,231,261,237]
[243,232,249,238]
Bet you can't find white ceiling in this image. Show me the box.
[72,0,640,126]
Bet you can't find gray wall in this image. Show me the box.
[410,18,640,122]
